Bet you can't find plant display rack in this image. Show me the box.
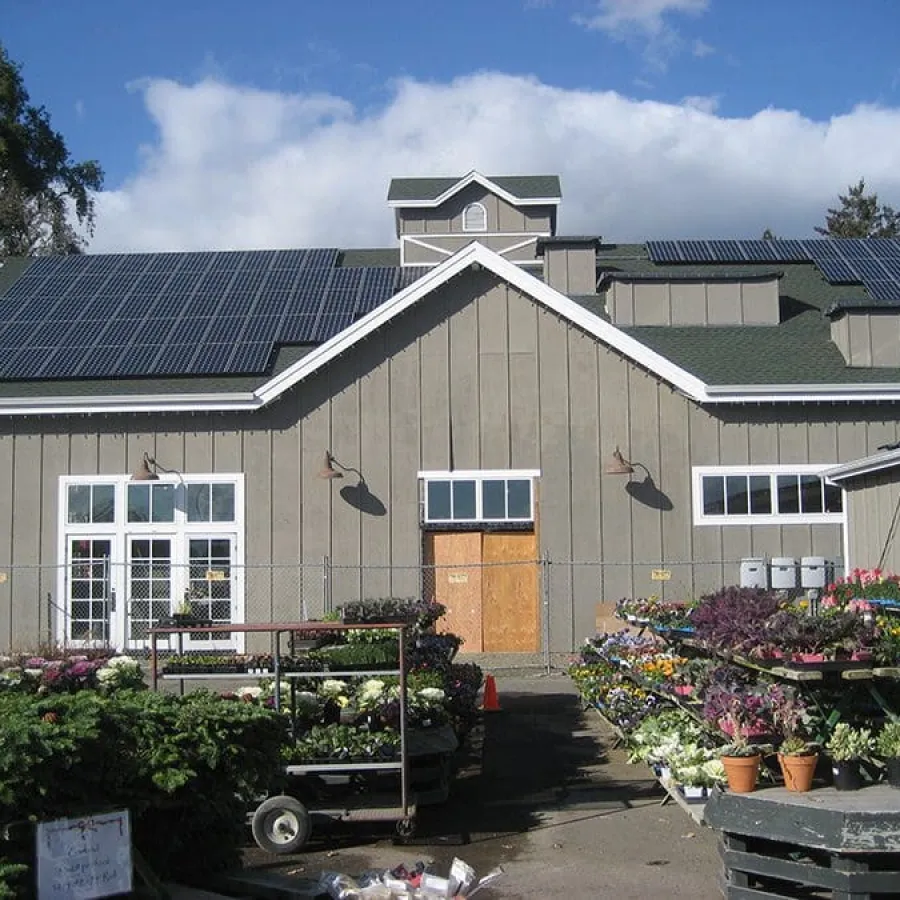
[149,620,419,851]
[706,785,900,899]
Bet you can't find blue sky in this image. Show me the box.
[4,0,900,251]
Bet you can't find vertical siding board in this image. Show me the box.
[12,430,43,645]
[243,428,273,627]
[507,291,540,470]
[657,389,693,598]
[448,283,480,469]
[627,368,664,599]
[597,347,632,605]
[537,308,572,650]
[418,302,451,472]
[268,408,301,621]
[567,329,602,645]
[746,417,782,564]
[184,427,214,472]
[299,375,333,618]
[40,433,70,645]
[719,416,751,585]
[387,321,422,599]
[358,330,393,601]
[0,432,12,648]
[329,363,362,611]
[688,405,724,592]
[478,283,510,470]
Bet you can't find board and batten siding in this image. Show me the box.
[0,271,898,651]
[830,311,900,367]
[841,470,900,575]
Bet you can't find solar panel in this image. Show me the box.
[771,239,808,261]
[866,281,900,302]
[397,267,429,289]
[241,314,282,344]
[227,341,272,373]
[188,342,236,375]
[834,239,873,259]
[153,343,204,375]
[706,240,748,263]
[278,314,319,343]
[740,240,780,262]
[646,240,682,263]
[70,344,130,378]
[677,240,713,262]
[816,259,859,284]
[117,344,165,376]
[851,259,892,281]
[868,238,900,258]
[803,240,842,258]
[876,259,900,280]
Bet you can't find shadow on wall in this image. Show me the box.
[339,481,387,516]
[625,474,673,511]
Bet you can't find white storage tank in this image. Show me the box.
[771,557,798,590]
[800,556,830,590]
[740,558,768,589]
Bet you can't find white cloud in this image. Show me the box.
[576,0,709,36]
[680,94,720,113]
[91,73,900,252]
[574,1,710,69]
[692,38,715,57]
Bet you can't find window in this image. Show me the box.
[59,474,243,650]
[462,202,487,232]
[693,466,843,526]
[421,470,538,524]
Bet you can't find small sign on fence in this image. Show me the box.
[206,569,226,581]
[36,810,132,900]
[651,568,672,581]
[448,572,469,584]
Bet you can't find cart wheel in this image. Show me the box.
[251,795,311,854]
[395,817,417,838]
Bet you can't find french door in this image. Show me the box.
[63,534,239,651]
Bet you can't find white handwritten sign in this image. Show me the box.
[36,811,132,900]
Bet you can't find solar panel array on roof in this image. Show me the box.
[0,249,420,381]
[645,238,900,306]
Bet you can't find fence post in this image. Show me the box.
[323,555,332,616]
[542,553,552,675]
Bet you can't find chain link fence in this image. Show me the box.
[0,555,841,662]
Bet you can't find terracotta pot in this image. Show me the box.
[722,754,761,793]
[778,752,818,792]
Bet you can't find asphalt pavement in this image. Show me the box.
[233,669,723,899]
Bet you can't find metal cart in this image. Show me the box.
[149,620,416,854]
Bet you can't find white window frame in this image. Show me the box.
[57,473,245,651]
[692,464,843,527]
[462,202,488,233]
[418,469,539,525]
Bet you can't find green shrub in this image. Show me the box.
[0,690,288,893]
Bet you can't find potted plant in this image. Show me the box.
[716,695,773,793]
[825,723,873,791]
[876,721,900,788]
[769,685,819,792]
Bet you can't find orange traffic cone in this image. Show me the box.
[481,674,501,712]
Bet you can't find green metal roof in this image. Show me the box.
[592,245,893,386]
[387,175,562,203]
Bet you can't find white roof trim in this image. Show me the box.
[388,170,561,209]
[823,448,900,483]
[9,242,900,416]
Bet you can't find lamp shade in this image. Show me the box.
[318,451,343,480]
[604,447,635,476]
[131,454,160,481]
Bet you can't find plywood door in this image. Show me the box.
[482,531,539,652]
[425,531,484,652]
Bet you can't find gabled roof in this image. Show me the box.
[6,241,900,417]
[387,171,561,207]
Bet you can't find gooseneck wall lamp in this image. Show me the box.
[130,452,184,482]
[605,446,639,476]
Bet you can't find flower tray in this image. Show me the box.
[781,659,873,673]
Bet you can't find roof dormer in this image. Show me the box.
[387,171,561,268]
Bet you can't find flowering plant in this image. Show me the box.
[875,616,900,666]
[97,655,146,691]
[822,568,900,610]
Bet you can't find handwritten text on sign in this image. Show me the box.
[37,811,132,900]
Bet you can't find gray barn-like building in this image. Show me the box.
[1,171,900,657]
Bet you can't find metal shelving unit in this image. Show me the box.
[148,620,416,852]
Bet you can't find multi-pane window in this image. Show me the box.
[59,475,243,649]
[693,467,843,525]
[421,471,537,524]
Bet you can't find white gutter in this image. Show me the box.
[822,449,900,483]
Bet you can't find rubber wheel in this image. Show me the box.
[251,795,312,854]
[395,817,417,838]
